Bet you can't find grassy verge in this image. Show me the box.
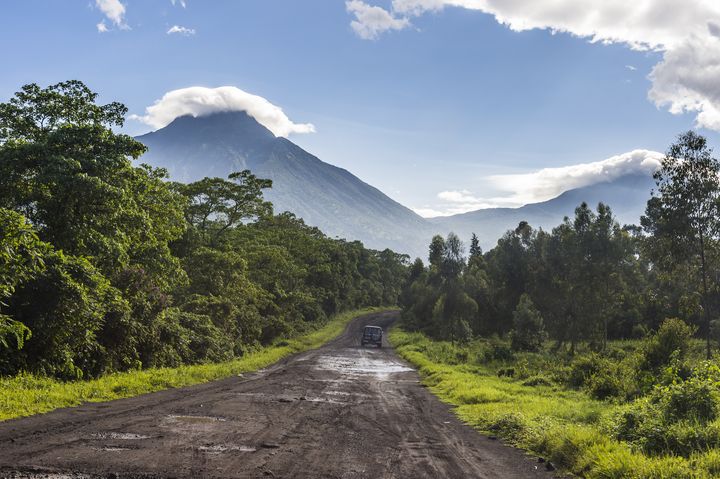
[390,328,720,479]
[0,307,393,422]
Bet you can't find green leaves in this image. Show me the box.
[180,170,272,244]
[0,80,409,379]
[0,80,128,144]
[0,208,47,350]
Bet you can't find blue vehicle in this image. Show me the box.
[361,325,383,348]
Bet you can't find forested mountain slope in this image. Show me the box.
[137,111,655,257]
[137,112,432,257]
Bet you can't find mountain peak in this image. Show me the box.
[139,110,276,143]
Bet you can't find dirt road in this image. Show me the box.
[0,311,557,478]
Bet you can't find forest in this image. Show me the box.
[397,130,720,476]
[402,128,720,353]
[0,81,409,380]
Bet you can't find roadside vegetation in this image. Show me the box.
[397,130,720,477]
[0,81,408,383]
[0,307,388,421]
[391,328,720,478]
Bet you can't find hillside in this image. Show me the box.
[431,174,655,250]
[136,112,432,257]
[136,112,655,257]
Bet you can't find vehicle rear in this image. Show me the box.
[361,326,383,348]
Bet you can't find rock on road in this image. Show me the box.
[0,311,557,478]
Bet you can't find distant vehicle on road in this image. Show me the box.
[361,325,383,348]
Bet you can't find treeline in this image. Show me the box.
[0,81,408,379]
[401,130,720,355]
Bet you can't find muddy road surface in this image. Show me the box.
[0,311,557,478]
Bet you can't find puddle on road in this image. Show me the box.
[89,432,150,440]
[198,444,257,454]
[165,414,227,423]
[315,354,412,379]
[324,390,371,398]
[4,475,92,479]
[236,392,346,405]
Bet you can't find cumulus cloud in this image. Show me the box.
[130,86,316,137]
[95,0,127,29]
[414,150,664,217]
[96,21,109,33]
[349,1,720,132]
[167,25,195,36]
[488,149,663,205]
[346,0,411,40]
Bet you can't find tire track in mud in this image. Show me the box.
[0,310,558,478]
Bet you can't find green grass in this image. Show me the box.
[390,328,720,479]
[0,307,394,422]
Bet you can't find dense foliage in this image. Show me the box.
[0,81,408,379]
[399,130,720,473]
[401,132,720,352]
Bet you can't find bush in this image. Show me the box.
[641,318,695,371]
[567,353,602,388]
[484,337,514,362]
[510,294,546,352]
[567,353,636,400]
[497,367,515,377]
[611,362,720,456]
[0,251,114,379]
[522,375,553,387]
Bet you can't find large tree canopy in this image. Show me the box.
[0,81,410,378]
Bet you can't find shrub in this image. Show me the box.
[510,294,546,352]
[484,337,514,362]
[522,375,553,387]
[567,353,636,400]
[0,251,114,379]
[611,362,720,456]
[641,318,695,371]
[497,367,515,378]
[567,353,602,388]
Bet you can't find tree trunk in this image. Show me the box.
[700,231,712,360]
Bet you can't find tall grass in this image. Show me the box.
[0,307,393,421]
[390,328,720,479]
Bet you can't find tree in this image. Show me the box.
[428,235,445,269]
[469,233,482,259]
[0,81,186,286]
[179,171,273,245]
[510,293,546,352]
[484,221,535,333]
[0,208,46,349]
[641,131,720,358]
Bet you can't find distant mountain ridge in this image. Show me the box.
[136,112,655,259]
[430,174,655,249]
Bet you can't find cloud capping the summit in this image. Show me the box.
[130,86,316,137]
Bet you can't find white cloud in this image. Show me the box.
[649,33,720,130]
[171,0,187,7]
[167,25,195,36]
[130,86,316,137]
[346,0,411,40]
[95,0,127,28]
[488,149,663,205]
[625,65,637,71]
[350,1,720,132]
[415,149,664,217]
[96,21,109,33]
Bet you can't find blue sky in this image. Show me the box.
[2,0,718,216]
